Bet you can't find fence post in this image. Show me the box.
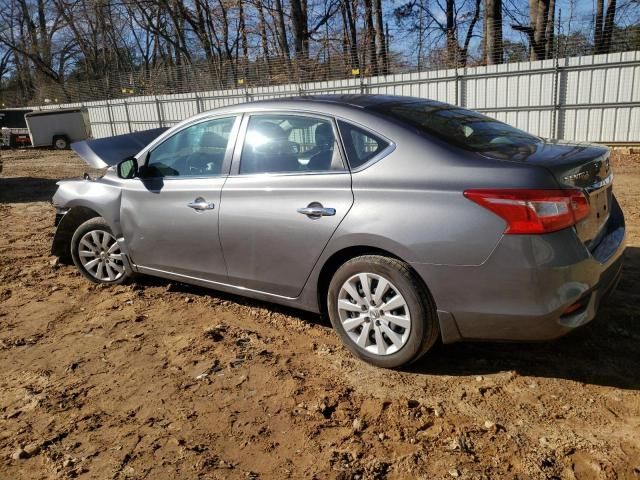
[359,68,368,94]
[123,100,132,133]
[455,66,460,106]
[194,92,202,113]
[551,10,561,139]
[457,68,467,108]
[105,100,115,137]
[155,96,164,128]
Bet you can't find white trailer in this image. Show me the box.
[25,107,91,149]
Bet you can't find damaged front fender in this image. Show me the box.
[51,179,124,262]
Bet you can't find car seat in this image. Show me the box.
[307,123,335,171]
[241,121,299,174]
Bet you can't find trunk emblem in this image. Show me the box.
[563,171,590,182]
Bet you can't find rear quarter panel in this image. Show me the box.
[330,123,559,267]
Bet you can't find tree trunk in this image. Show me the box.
[512,0,553,60]
[273,0,290,60]
[595,0,617,54]
[446,0,458,66]
[342,0,360,73]
[363,0,378,74]
[290,0,309,58]
[602,0,617,53]
[417,0,424,69]
[484,0,503,64]
[193,0,215,63]
[460,0,481,67]
[545,0,555,58]
[238,0,248,80]
[340,3,349,61]
[373,0,387,74]
[532,0,549,60]
[594,0,605,53]
[256,1,272,77]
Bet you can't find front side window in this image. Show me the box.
[337,120,390,169]
[145,116,236,177]
[240,115,344,174]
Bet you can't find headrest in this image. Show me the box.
[200,131,227,148]
[315,122,334,146]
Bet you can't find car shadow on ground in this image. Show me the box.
[134,247,640,391]
[0,177,61,203]
[133,275,330,327]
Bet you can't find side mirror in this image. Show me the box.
[117,156,138,179]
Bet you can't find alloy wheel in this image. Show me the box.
[78,230,125,282]
[337,272,411,356]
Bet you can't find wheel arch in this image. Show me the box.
[51,206,101,263]
[316,245,436,318]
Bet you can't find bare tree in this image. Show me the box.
[273,0,290,59]
[395,0,482,67]
[290,0,310,58]
[459,0,482,66]
[374,0,388,73]
[512,0,555,60]
[363,0,379,72]
[341,0,360,71]
[594,0,617,53]
[484,0,504,63]
[0,0,633,106]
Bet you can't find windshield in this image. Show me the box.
[368,99,542,159]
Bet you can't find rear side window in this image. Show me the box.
[337,121,390,169]
[367,99,541,159]
[239,114,344,174]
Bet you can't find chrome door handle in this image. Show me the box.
[187,197,215,211]
[297,205,336,217]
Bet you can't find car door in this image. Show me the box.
[219,112,354,298]
[120,115,240,283]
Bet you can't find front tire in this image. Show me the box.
[70,217,129,284]
[327,255,439,368]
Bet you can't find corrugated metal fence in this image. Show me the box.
[34,50,640,144]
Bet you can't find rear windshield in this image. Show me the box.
[368,100,541,158]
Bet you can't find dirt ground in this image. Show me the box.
[0,148,639,480]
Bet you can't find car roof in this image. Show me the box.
[247,94,448,110]
[189,95,450,125]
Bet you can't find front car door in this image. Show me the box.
[219,113,354,298]
[120,115,240,283]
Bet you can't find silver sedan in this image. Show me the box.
[51,95,626,368]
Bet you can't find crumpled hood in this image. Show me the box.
[71,127,168,168]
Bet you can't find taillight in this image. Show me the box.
[463,189,590,234]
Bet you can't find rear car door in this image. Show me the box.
[219,113,353,297]
[120,115,240,283]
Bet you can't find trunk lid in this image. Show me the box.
[482,140,613,248]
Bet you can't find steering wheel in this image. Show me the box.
[184,152,209,175]
[186,152,224,175]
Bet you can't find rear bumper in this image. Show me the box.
[411,195,626,343]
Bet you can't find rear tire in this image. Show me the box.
[71,217,130,284]
[327,255,439,368]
